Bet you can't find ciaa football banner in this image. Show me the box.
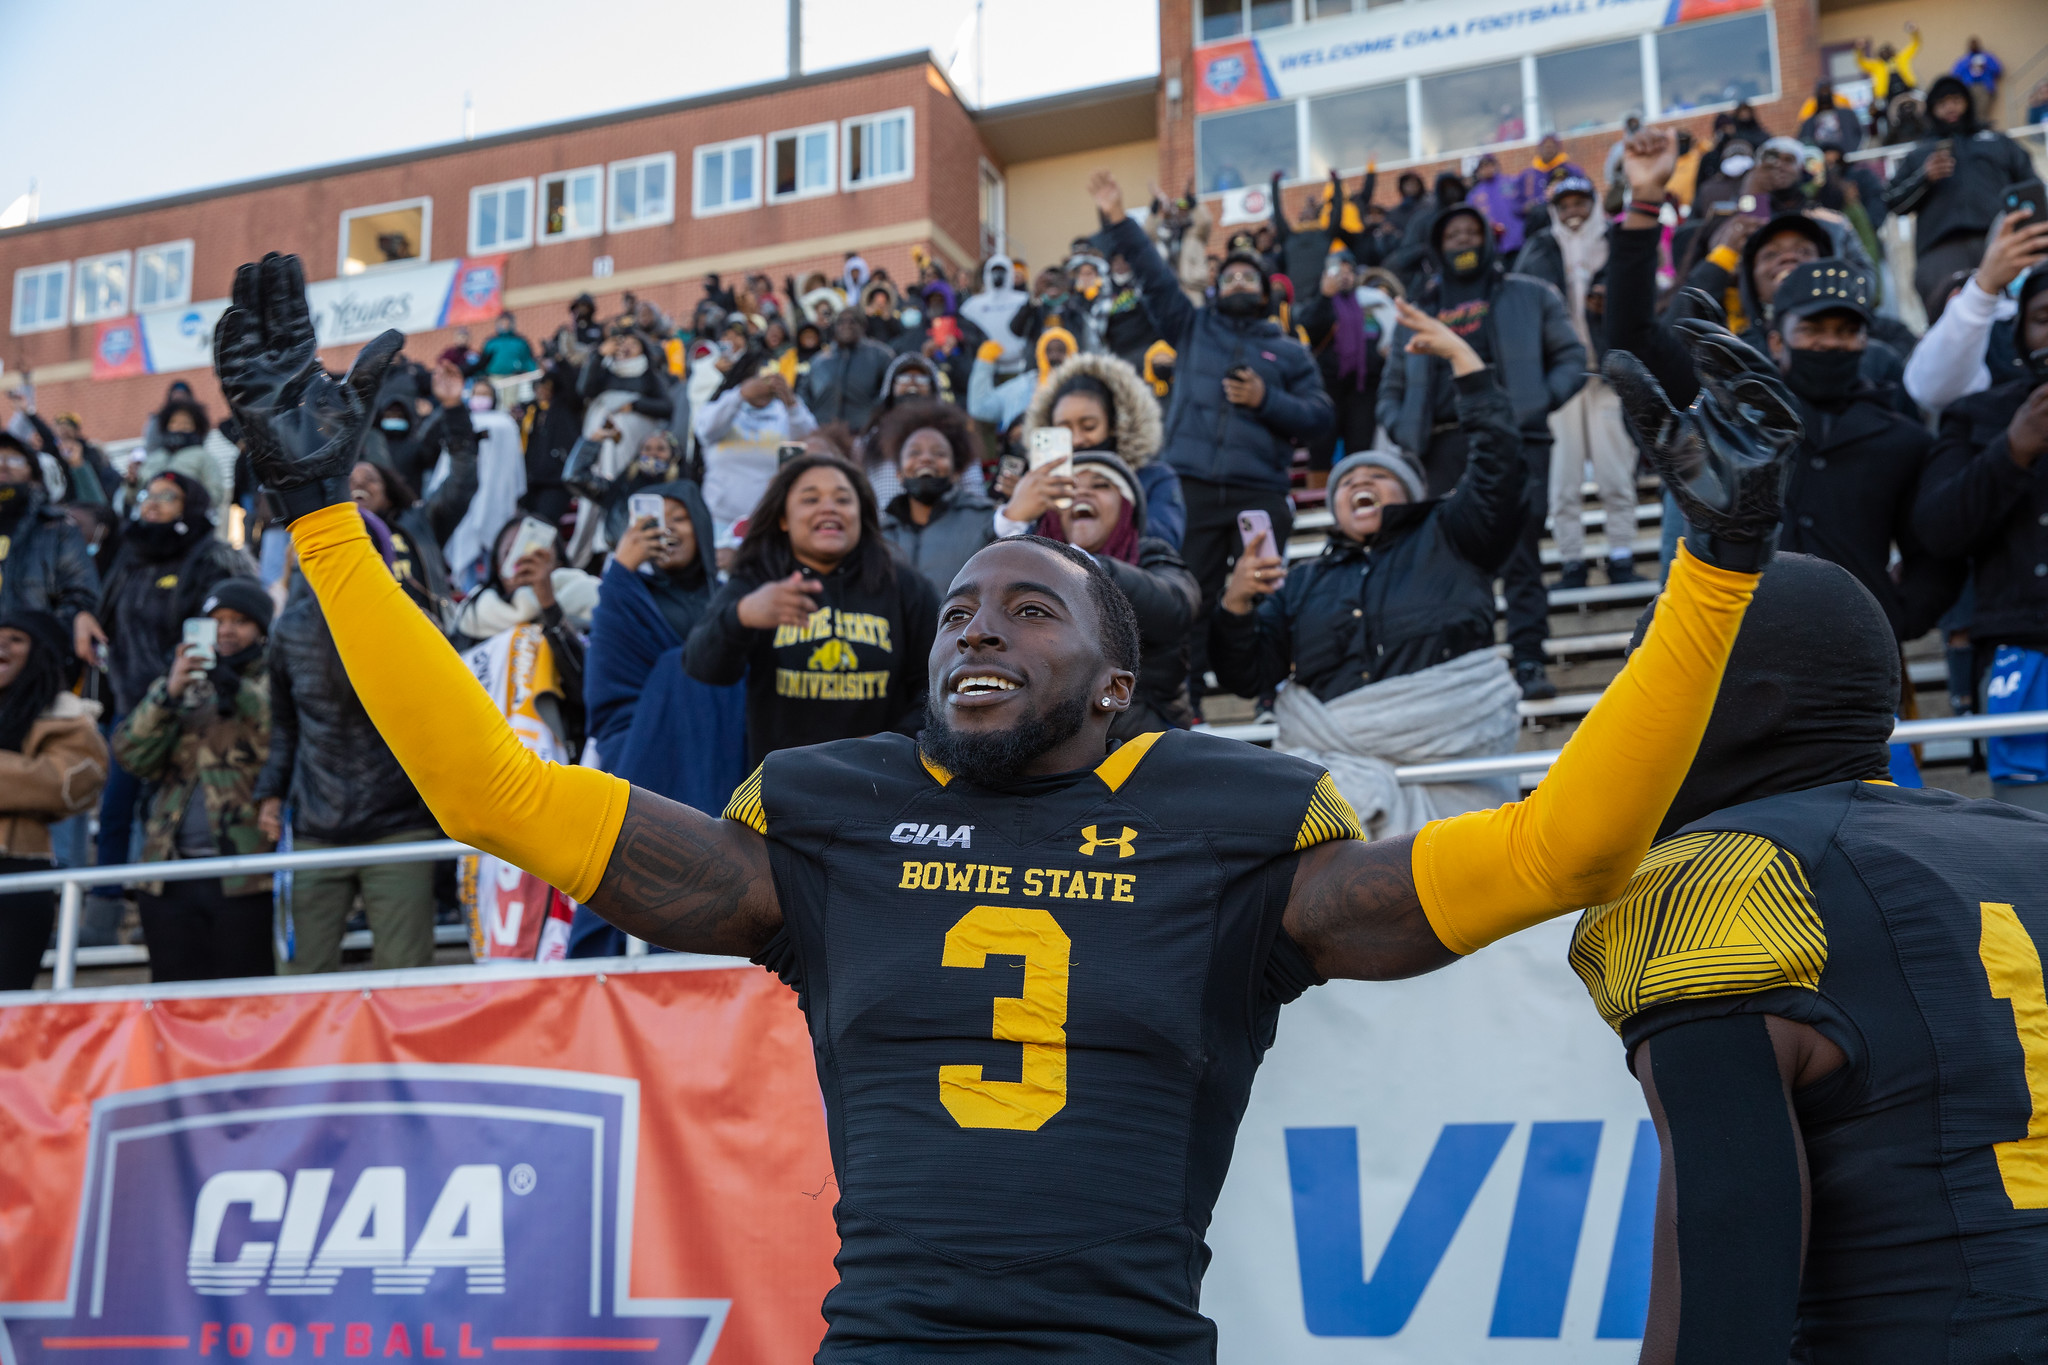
[0,959,837,1364]
[0,926,1652,1361]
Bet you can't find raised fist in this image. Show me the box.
[1604,321,1799,573]
[213,253,403,524]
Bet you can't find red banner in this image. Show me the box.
[443,256,509,329]
[1192,38,1278,113]
[0,960,836,1363]
[91,318,150,381]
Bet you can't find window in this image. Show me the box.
[979,161,1007,259]
[1307,83,1411,176]
[770,123,836,202]
[469,178,534,254]
[339,198,431,276]
[1200,0,1292,39]
[136,240,192,311]
[844,109,914,189]
[1200,0,1244,40]
[73,250,131,323]
[609,152,675,232]
[1418,60,1528,158]
[1196,104,1299,194]
[11,262,68,334]
[1537,39,1645,138]
[1657,12,1776,115]
[540,167,602,242]
[694,137,762,216]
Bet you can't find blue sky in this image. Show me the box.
[0,0,1159,220]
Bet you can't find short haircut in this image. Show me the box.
[876,398,981,473]
[1007,535,1141,674]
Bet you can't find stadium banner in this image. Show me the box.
[1204,918,1655,1362]
[1192,0,1767,112]
[100,257,509,381]
[0,958,838,1364]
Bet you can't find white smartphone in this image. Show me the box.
[1028,426,1074,472]
[182,617,218,669]
[502,516,557,582]
[627,492,666,529]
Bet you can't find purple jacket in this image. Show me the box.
[1468,176,1527,253]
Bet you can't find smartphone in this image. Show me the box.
[1028,426,1074,471]
[996,452,1027,485]
[502,516,557,581]
[1227,365,1253,383]
[182,617,218,670]
[1237,510,1273,554]
[627,492,666,529]
[2004,179,2048,230]
[1736,194,1757,214]
[777,442,807,466]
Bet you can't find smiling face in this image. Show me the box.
[780,463,860,570]
[349,462,391,514]
[1062,468,1125,555]
[1440,213,1485,257]
[1331,462,1410,539]
[1050,391,1112,451]
[928,539,1131,771]
[892,367,935,399]
[1752,228,1821,300]
[0,626,31,691]
[655,498,699,572]
[899,427,956,480]
[1554,192,1595,229]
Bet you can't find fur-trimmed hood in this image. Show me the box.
[1020,351,1164,467]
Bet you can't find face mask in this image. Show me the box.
[467,394,494,412]
[1721,155,1756,177]
[1151,365,1174,388]
[903,474,954,505]
[1448,249,1482,277]
[900,308,922,329]
[1784,345,1863,402]
[608,354,649,379]
[1112,270,1134,288]
[380,417,410,433]
[159,430,200,451]
[1216,291,1265,318]
[131,518,194,561]
[0,482,27,521]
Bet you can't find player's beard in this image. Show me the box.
[921,682,1093,787]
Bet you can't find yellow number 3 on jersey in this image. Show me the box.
[939,905,1070,1131]
[1980,901,2048,1208]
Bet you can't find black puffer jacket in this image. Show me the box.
[1102,540,1200,738]
[98,519,255,716]
[1914,376,2048,651]
[253,580,434,843]
[576,344,675,421]
[1886,77,2036,251]
[0,496,100,634]
[1103,215,1333,491]
[1212,371,1525,699]
[799,338,897,429]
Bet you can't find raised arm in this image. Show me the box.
[215,252,780,957]
[1091,171,1196,347]
[1283,322,1800,979]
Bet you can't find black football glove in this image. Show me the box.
[1603,319,1799,573]
[213,252,403,525]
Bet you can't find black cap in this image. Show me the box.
[1771,261,1874,329]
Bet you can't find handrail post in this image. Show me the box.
[52,878,82,991]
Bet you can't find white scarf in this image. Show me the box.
[1547,206,1611,354]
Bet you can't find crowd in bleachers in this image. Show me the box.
[0,32,2044,985]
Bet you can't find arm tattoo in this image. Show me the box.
[1284,837,1458,981]
[586,789,782,957]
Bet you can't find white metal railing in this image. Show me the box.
[12,710,2048,990]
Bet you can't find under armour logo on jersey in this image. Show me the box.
[1078,825,1137,858]
[891,822,973,849]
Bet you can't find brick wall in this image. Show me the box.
[3,56,1003,445]
[1159,1,1824,247]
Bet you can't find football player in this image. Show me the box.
[215,252,1796,1361]
[1571,555,2048,1362]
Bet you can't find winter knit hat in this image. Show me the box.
[1328,447,1426,505]
[199,576,275,635]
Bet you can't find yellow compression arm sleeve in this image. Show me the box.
[1411,543,1757,954]
[291,502,630,902]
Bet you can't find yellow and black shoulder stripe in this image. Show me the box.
[1569,830,1827,1035]
[723,766,768,835]
[1296,771,1366,850]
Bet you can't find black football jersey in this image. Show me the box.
[725,728,1362,1360]
[1571,781,2048,1363]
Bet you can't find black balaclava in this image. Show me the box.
[1631,554,1897,839]
[1784,346,1864,404]
[1926,74,1979,136]
[1215,250,1270,319]
[130,472,213,563]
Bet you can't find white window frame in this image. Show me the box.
[692,136,764,218]
[539,166,604,243]
[608,152,676,233]
[468,177,535,255]
[135,239,194,312]
[767,122,838,204]
[842,108,916,191]
[11,261,70,335]
[337,196,433,276]
[72,250,132,324]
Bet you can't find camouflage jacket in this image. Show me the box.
[111,654,274,896]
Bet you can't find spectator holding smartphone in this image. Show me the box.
[684,454,937,764]
[877,399,996,596]
[111,578,275,982]
[1887,74,2035,321]
[1211,301,1525,838]
[1907,207,2048,412]
[693,361,819,540]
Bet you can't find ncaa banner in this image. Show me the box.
[1205,919,1655,1362]
[1192,0,1767,112]
[90,319,150,382]
[0,958,837,1363]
